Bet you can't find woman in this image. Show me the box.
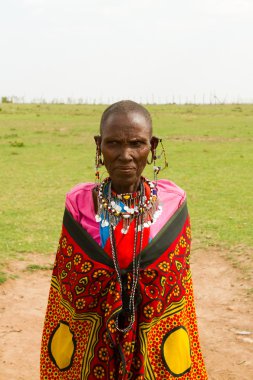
[40,100,207,379]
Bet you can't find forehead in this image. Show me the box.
[101,111,152,139]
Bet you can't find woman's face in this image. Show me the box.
[100,111,152,193]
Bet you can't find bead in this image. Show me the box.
[95,215,101,222]
[101,219,109,227]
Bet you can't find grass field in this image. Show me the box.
[0,103,252,282]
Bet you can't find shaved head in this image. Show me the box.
[100,100,152,135]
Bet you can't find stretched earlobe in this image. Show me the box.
[147,137,168,171]
[147,137,160,164]
[150,136,159,150]
[94,135,102,155]
[150,136,160,161]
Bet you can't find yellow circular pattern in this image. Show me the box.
[49,322,75,370]
[162,326,191,376]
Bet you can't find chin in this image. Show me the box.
[110,174,142,191]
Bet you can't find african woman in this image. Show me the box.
[40,100,208,379]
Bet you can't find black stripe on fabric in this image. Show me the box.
[63,209,114,268]
[139,200,188,269]
[63,200,188,270]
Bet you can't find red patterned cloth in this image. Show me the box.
[40,201,207,379]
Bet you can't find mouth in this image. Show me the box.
[116,166,135,171]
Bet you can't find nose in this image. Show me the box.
[118,146,133,162]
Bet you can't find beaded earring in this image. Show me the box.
[157,139,168,170]
[149,137,168,183]
[94,135,104,184]
[153,146,160,185]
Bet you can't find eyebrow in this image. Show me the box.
[103,136,149,142]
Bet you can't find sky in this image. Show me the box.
[0,0,252,103]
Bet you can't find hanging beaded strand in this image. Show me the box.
[109,186,145,333]
[112,189,141,234]
[94,136,104,185]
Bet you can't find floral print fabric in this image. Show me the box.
[40,205,207,379]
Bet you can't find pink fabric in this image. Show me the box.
[65,179,186,246]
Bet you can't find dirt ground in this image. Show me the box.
[0,247,252,380]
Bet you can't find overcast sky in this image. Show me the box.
[0,0,252,103]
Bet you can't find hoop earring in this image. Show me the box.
[147,149,155,165]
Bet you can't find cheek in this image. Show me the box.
[103,156,112,170]
[101,149,116,172]
[141,148,151,160]
[137,150,150,169]
[101,148,113,162]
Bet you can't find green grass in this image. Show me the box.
[25,264,53,272]
[0,271,7,284]
[0,103,252,278]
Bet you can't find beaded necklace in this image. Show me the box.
[95,177,160,234]
[95,177,162,332]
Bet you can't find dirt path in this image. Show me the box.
[0,248,252,380]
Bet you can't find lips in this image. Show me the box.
[116,166,135,171]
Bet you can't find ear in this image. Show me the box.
[94,135,102,154]
[150,136,159,150]
[150,136,160,161]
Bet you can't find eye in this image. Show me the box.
[130,140,143,147]
[107,140,119,145]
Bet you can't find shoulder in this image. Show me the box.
[66,182,95,200]
[65,182,96,220]
[157,179,185,197]
[156,179,186,207]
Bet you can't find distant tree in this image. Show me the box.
[1,96,12,103]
